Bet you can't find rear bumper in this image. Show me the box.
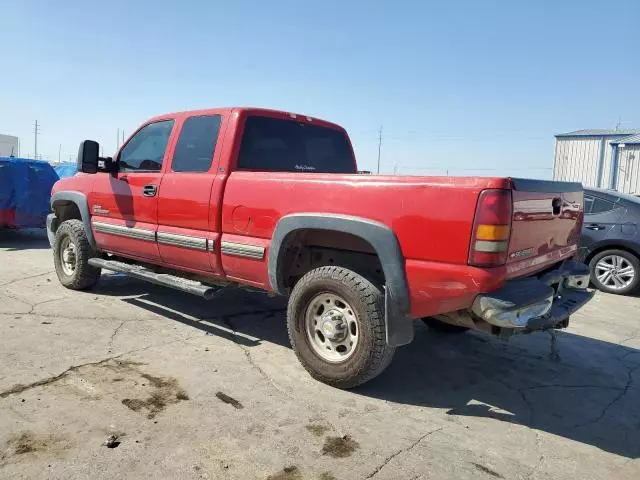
[471,260,594,330]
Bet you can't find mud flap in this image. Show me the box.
[385,286,414,346]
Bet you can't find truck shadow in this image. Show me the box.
[96,274,289,348]
[358,326,640,459]
[93,275,639,459]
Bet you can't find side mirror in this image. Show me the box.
[77,140,99,174]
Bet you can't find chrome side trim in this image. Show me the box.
[207,239,215,252]
[93,222,156,242]
[157,231,207,251]
[221,241,265,259]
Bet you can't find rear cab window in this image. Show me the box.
[237,116,356,173]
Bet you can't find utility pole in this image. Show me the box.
[122,130,125,146]
[34,120,40,160]
[376,126,383,174]
[58,144,61,163]
[117,128,120,150]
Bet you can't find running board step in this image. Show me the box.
[88,258,219,300]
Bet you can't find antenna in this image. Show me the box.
[377,126,383,174]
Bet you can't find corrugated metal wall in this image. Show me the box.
[616,146,640,194]
[0,134,19,157]
[600,139,615,189]
[553,137,600,186]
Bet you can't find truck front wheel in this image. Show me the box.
[287,266,395,389]
[53,219,101,290]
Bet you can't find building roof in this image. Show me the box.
[610,133,640,145]
[555,129,640,138]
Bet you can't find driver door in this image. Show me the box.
[89,119,175,262]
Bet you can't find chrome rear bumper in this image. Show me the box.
[471,260,594,330]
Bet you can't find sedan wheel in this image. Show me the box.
[595,255,635,290]
[589,249,640,295]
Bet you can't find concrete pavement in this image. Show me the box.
[1,229,639,479]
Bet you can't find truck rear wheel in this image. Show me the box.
[287,266,395,389]
[53,219,101,290]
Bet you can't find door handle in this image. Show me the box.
[585,224,604,231]
[143,184,157,197]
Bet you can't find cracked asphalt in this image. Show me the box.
[1,230,639,480]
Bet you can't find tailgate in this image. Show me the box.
[507,178,583,278]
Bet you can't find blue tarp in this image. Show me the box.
[53,162,78,179]
[0,157,59,228]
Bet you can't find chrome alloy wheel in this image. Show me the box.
[60,237,78,276]
[595,255,636,290]
[305,292,359,363]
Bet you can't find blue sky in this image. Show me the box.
[2,0,639,178]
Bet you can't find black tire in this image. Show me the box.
[287,266,395,389]
[589,249,640,295]
[421,317,469,334]
[53,219,101,290]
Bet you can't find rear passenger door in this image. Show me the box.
[157,114,224,273]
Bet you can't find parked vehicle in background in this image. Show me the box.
[579,188,640,295]
[0,157,59,229]
[47,107,594,387]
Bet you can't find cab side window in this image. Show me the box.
[172,115,222,172]
[119,120,174,172]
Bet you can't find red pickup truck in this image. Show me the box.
[48,107,593,388]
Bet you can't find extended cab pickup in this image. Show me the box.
[48,107,594,388]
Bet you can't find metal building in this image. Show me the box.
[0,134,19,157]
[553,129,640,194]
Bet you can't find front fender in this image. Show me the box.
[50,191,95,248]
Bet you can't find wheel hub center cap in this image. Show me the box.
[63,249,74,264]
[321,311,346,340]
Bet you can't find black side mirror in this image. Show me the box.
[77,140,99,174]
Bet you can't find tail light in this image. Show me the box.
[469,189,512,267]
